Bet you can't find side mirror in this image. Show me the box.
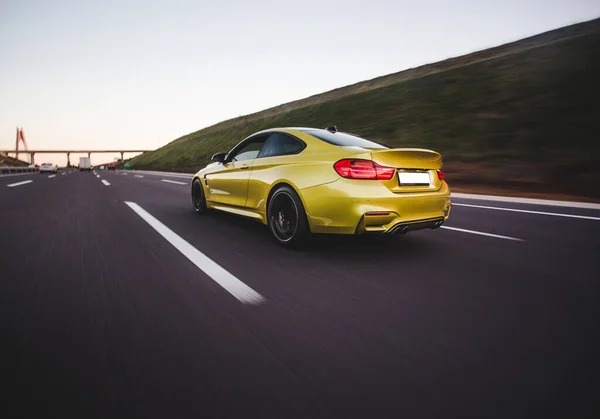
[211,152,227,163]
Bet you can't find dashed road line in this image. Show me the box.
[134,175,144,178]
[6,180,33,188]
[48,175,56,178]
[101,180,110,186]
[124,201,265,305]
[161,179,187,185]
[440,226,523,241]
[451,192,600,210]
[453,203,600,221]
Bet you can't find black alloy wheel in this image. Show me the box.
[267,185,310,247]
[192,179,207,214]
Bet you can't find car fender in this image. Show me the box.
[266,179,322,231]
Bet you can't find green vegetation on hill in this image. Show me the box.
[132,18,600,200]
[0,153,29,167]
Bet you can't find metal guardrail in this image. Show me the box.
[0,166,40,175]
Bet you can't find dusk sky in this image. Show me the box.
[1,0,599,165]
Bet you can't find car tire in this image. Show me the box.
[191,178,208,214]
[267,185,310,248]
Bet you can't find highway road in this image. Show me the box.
[1,170,599,418]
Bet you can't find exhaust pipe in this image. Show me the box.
[431,220,444,229]
[389,224,409,235]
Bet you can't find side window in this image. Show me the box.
[229,136,268,162]
[258,133,305,158]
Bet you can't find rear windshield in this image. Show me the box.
[302,129,387,149]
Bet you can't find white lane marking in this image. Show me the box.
[453,203,600,221]
[134,175,144,178]
[61,173,65,176]
[451,192,600,210]
[124,201,265,305]
[6,180,33,188]
[441,226,523,242]
[129,170,194,179]
[122,173,128,176]
[48,175,56,178]
[101,180,110,186]
[161,179,187,185]
[96,175,100,178]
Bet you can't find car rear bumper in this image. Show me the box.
[300,179,451,234]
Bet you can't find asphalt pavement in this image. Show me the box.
[1,170,599,418]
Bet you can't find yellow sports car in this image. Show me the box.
[191,126,451,246]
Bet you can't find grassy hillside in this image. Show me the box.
[131,18,600,200]
[0,153,29,167]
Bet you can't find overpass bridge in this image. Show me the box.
[0,149,152,166]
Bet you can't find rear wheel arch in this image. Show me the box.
[266,183,311,246]
[266,182,308,218]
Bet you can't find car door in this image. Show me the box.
[245,132,306,211]
[204,135,268,207]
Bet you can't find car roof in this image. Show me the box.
[248,127,304,135]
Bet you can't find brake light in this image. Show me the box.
[437,169,445,180]
[334,159,396,180]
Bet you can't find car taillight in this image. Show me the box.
[333,159,396,180]
[436,169,445,180]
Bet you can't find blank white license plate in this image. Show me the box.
[398,172,430,185]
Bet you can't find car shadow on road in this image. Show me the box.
[203,210,437,262]
[300,233,436,261]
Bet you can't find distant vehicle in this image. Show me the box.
[100,165,105,170]
[191,126,451,246]
[107,163,116,171]
[39,163,58,174]
[79,157,92,172]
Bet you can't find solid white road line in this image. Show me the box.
[101,180,110,186]
[453,203,600,221]
[124,201,265,305]
[48,175,56,178]
[161,179,187,185]
[6,180,33,188]
[441,226,523,241]
[134,175,144,178]
[451,192,600,210]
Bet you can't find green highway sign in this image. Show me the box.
[124,163,133,168]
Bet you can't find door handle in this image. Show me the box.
[240,164,250,170]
